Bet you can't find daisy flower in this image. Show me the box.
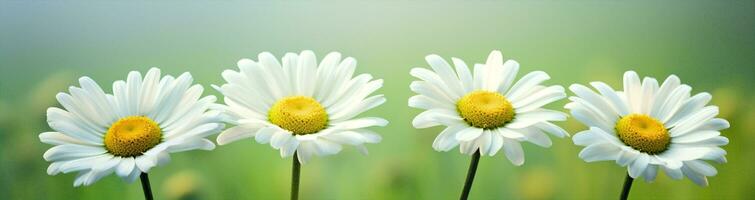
[214,50,387,199]
[408,50,568,199]
[40,68,224,197]
[567,71,729,197]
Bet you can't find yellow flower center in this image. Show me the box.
[104,116,162,157]
[457,91,515,129]
[269,96,328,135]
[615,114,670,154]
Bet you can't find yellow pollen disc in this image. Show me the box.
[615,114,670,154]
[457,90,515,129]
[104,116,162,157]
[269,96,328,135]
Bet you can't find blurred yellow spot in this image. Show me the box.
[615,114,669,154]
[104,116,162,157]
[457,91,515,129]
[163,170,200,200]
[269,96,328,135]
[712,87,740,118]
[521,167,555,200]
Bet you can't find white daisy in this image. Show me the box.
[567,71,729,186]
[409,50,569,165]
[214,50,387,164]
[40,68,224,187]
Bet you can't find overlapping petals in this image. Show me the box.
[568,71,728,186]
[41,68,224,186]
[409,50,568,166]
[215,51,387,164]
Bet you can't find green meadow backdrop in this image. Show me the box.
[1,1,753,199]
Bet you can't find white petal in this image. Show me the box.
[217,126,257,145]
[115,157,135,177]
[695,118,729,132]
[166,139,215,152]
[589,82,630,115]
[665,90,709,127]
[639,77,659,114]
[569,84,618,119]
[502,138,525,166]
[496,60,520,95]
[655,86,693,123]
[43,144,107,162]
[663,165,684,180]
[566,97,615,131]
[408,95,454,110]
[514,85,566,113]
[433,125,466,151]
[135,156,157,172]
[39,132,98,146]
[323,131,364,145]
[425,54,465,98]
[477,131,495,156]
[622,71,642,113]
[658,146,713,161]
[496,127,526,140]
[313,52,342,101]
[520,127,552,147]
[579,143,621,162]
[255,127,279,144]
[643,165,659,182]
[650,75,681,118]
[280,137,300,157]
[681,164,709,186]
[313,140,342,155]
[451,57,474,92]
[270,132,293,149]
[534,122,569,138]
[333,117,388,130]
[296,142,316,164]
[628,154,650,178]
[455,127,484,141]
[672,131,720,143]
[684,160,717,176]
[670,106,718,137]
[506,71,550,102]
[507,109,567,129]
[409,81,454,104]
[46,107,104,144]
[616,149,640,167]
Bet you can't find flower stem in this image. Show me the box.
[139,172,154,200]
[460,150,481,200]
[291,152,301,200]
[620,173,634,200]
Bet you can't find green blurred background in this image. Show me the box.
[1,0,753,199]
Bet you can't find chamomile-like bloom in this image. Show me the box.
[567,71,729,186]
[40,68,224,186]
[215,50,387,164]
[409,50,568,165]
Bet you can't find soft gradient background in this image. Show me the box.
[1,1,753,199]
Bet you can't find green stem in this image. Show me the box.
[139,173,154,200]
[620,173,634,200]
[291,152,301,200]
[459,150,481,200]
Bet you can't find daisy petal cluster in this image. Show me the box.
[40,68,224,186]
[568,71,729,186]
[215,51,387,164]
[409,50,568,165]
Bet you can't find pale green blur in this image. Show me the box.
[1,0,754,199]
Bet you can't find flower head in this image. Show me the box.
[40,68,224,186]
[215,51,387,164]
[409,50,568,165]
[567,71,729,186]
